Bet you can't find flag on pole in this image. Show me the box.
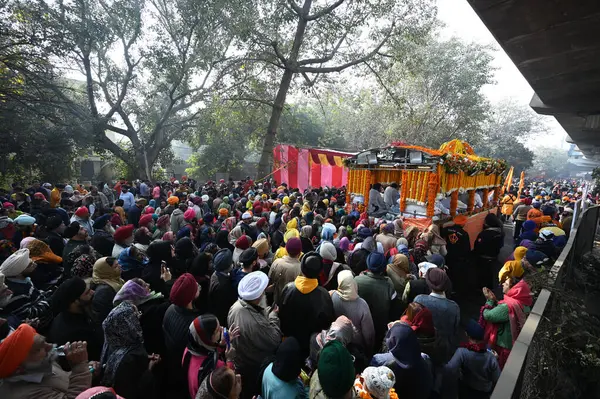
[501,166,514,195]
[517,171,525,197]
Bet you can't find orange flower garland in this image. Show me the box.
[482,188,489,208]
[400,170,408,211]
[427,173,438,217]
[467,190,475,212]
[450,190,458,217]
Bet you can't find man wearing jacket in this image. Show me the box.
[279,252,335,357]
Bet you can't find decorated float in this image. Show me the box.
[344,139,509,246]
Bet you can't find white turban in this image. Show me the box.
[238,271,268,301]
[201,195,209,202]
[319,242,337,262]
[0,249,31,277]
[418,261,437,278]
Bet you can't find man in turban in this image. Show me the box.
[0,324,92,398]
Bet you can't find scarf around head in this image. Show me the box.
[483,280,532,346]
[335,270,358,301]
[118,247,148,272]
[27,239,62,264]
[92,257,124,292]
[100,302,144,386]
[114,279,162,306]
[316,315,355,349]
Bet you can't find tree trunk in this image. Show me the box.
[257,68,295,179]
[256,0,313,179]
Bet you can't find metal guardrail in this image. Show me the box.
[490,205,600,399]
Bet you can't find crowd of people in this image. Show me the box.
[0,177,587,399]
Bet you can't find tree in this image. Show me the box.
[476,100,544,172]
[13,0,254,179]
[529,146,571,178]
[371,36,495,147]
[246,0,438,177]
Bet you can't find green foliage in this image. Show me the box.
[476,100,542,173]
[529,146,571,178]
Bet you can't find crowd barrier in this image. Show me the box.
[490,204,600,399]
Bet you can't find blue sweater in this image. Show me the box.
[261,363,308,399]
[446,347,500,393]
[414,294,460,351]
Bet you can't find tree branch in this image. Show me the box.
[286,0,303,16]
[298,30,348,66]
[306,0,345,21]
[297,24,394,73]
[270,41,288,65]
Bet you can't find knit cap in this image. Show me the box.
[286,237,302,257]
[362,366,396,399]
[318,340,355,398]
[301,251,323,279]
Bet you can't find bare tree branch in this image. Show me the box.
[286,0,303,16]
[297,25,394,73]
[298,30,348,66]
[306,0,345,21]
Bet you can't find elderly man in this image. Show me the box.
[0,324,92,398]
[0,249,53,330]
[229,271,282,399]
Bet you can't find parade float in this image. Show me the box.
[344,139,509,246]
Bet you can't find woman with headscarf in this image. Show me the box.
[91,257,125,324]
[498,246,528,284]
[330,270,375,354]
[100,301,160,399]
[371,323,432,399]
[183,314,235,398]
[393,218,404,239]
[347,236,375,276]
[228,225,244,247]
[481,278,533,369]
[300,225,314,254]
[308,315,361,372]
[115,278,169,357]
[386,254,410,298]
[118,246,149,281]
[403,225,420,249]
[412,232,430,266]
[261,337,307,399]
[393,302,441,364]
[173,237,198,278]
[426,224,447,256]
[376,224,397,255]
[196,226,216,252]
[72,253,96,280]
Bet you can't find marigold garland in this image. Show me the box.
[482,188,489,208]
[467,190,475,212]
[400,170,408,211]
[427,173,438,217]
[450,190,459,217]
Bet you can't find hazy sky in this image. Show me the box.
[437,0,566,149]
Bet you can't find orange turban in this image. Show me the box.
[167,196,179,206]
[453,215,468,226]
[0,323,36,378]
